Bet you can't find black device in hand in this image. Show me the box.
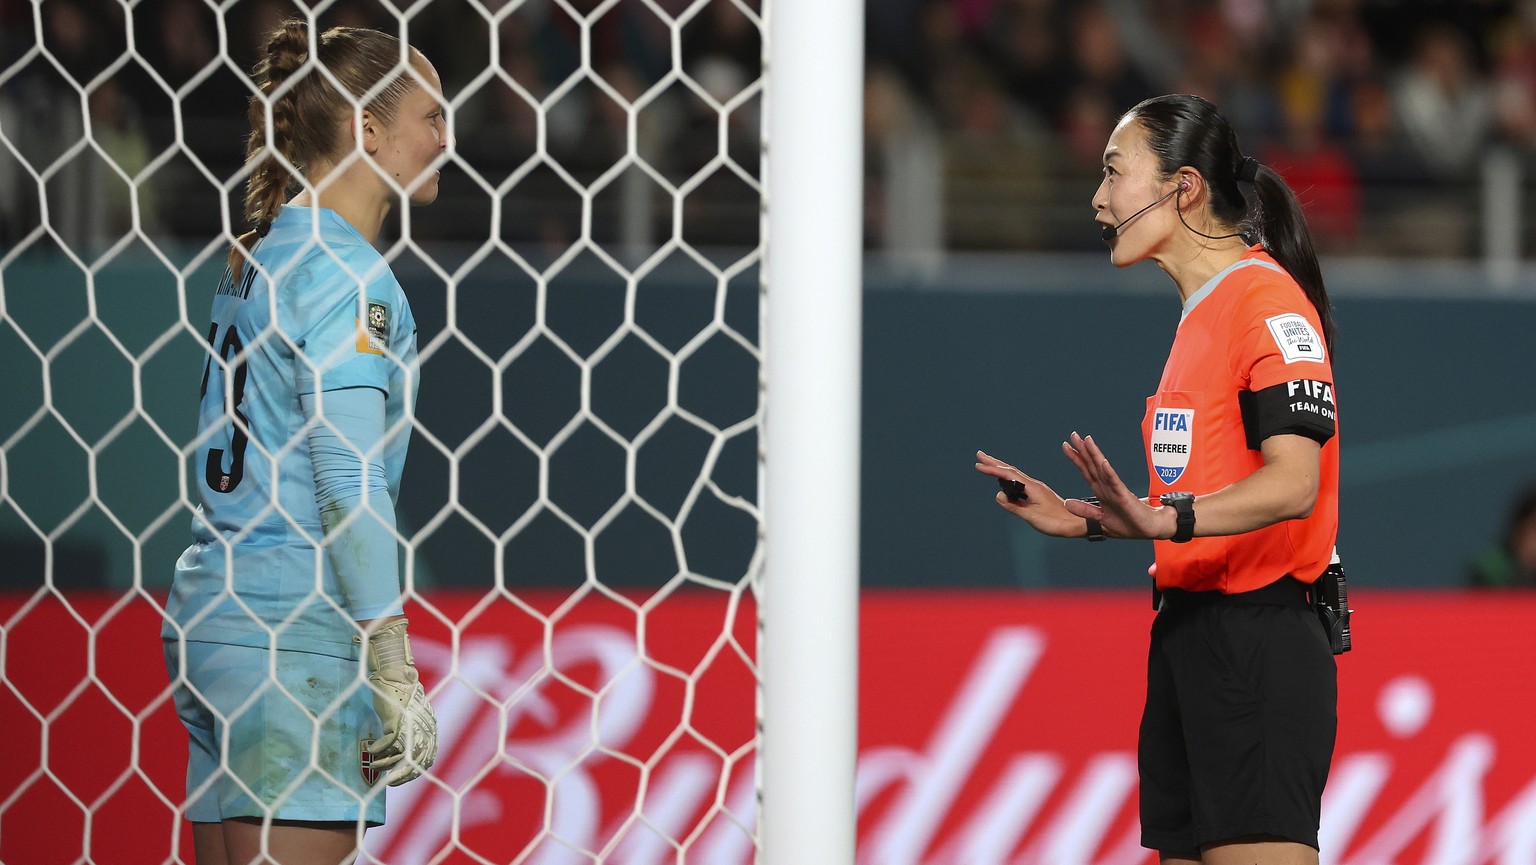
[998,478,1028,503]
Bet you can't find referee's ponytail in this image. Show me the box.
[1126,94,1336,354]
[1246,162,1334,353]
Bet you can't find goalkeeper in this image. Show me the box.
[161,18,447,864]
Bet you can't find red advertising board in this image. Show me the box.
[3,589,1536,864]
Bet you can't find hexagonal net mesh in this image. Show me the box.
[0,0,765,862]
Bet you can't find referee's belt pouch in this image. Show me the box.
[1312,564,1353,655]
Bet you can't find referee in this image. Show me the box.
[976,94,1341,865]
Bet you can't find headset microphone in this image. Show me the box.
[1100,181,1189,241]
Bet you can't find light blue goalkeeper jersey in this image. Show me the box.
[164,205,418,658]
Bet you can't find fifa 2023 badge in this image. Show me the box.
[1151,408,1194,485]
[1265,312,1325,364]
[358,301,391,356]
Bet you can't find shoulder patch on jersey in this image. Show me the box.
[1264,312,1326,364]
[358,301,390,355]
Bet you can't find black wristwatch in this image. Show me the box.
[1082,496,1105,542]
[1159,491,1196,543]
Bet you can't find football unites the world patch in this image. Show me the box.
[357,301,391,355]
[1265,312,1325,364]
[1151,407,1194,485]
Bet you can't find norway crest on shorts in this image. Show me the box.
[1151,408,1194,485]
[360,739,382,786]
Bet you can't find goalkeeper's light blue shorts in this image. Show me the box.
[162,639,387,825]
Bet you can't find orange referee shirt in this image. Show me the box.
[1142,245,1339,594]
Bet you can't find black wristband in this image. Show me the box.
[1083,496,1105,542]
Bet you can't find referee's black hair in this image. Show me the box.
[1124,94,1337,354]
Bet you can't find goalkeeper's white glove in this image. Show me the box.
[365,618,438,786]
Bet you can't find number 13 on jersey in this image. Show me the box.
[199,317,250,494]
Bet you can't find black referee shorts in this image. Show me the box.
[1139,577,1338,854]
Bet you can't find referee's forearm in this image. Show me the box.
[1187,467,1318,537]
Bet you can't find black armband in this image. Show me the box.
[1239,379,1337,448]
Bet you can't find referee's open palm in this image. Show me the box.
[1060,432,1170,541]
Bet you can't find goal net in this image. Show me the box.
[0,0,782,861]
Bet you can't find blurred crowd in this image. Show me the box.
[1467,483,1536,588]
[867,0,1536,255]
[0,0,761,257]
[3,0,1536,257]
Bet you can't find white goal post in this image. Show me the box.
[761,0,863,862]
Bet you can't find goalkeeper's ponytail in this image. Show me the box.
[229,18,419,272]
